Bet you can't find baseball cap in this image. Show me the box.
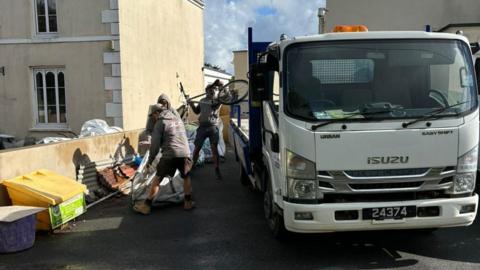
[149,104,164,116]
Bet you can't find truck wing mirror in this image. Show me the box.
[250,63,270,103]
[270,133,279,153]
[471,43,480,55]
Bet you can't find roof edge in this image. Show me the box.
[203,66,232,76]
[437,23,480,33]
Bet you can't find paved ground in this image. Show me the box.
[2,148,480,270]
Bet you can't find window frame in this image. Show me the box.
[32,67,68,129]
[34,0,58,36]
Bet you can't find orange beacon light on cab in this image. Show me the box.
[332,25,369,32]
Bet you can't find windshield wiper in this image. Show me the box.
[311,108,395,130]
[401,101,468,128]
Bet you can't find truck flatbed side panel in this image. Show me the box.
[230,120,252,175]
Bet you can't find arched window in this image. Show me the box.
[34,68,67,126]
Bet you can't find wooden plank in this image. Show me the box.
[0,206,45,223]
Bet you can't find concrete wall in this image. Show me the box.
[326,0,480,31]
[118,0,205,131]
[232,50,249,117]
[0,129,141,181]
[233,50,248,82]
[0,41,110,138]
[0,0,109,39]
[0,0,32,39]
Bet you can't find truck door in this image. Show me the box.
[262,71,282,202]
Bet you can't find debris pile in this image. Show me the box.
[97,164,137,194]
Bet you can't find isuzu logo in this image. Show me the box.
[367,156,409,165]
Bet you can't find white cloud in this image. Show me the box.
[204,0,326,74]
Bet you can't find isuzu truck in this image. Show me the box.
[230,26,479,237]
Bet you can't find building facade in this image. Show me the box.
[203,66,232,89]
[0,0,204,140]
[233,50,248,82]
[326,0,480,33]
[326,0,480,91]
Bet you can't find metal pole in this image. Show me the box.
[318,8,328,34]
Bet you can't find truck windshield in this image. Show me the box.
[284,39,477,121]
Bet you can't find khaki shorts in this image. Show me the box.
[156,157,192,178]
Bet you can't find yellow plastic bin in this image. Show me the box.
[3,169,87,231]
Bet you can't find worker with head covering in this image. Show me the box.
[134,94,194,214]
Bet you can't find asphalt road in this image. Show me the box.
[1,148,480,270]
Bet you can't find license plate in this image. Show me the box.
[363,206,416,220]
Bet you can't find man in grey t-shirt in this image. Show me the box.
[188,80,223,179]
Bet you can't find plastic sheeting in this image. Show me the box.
[131,120,228,205]
[131,151,184,205]
[79,119,123,138]
[0,134,23,149]
[36,137,72,145]
[184,121,226,164]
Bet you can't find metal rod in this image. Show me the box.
[86,190,120,209]
[187,92,207,101]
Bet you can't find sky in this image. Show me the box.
[204,0,326,74]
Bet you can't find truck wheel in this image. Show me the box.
[240,165,251,186]
[264,177,287,239]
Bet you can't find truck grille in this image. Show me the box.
[349,181,424,190]
[316,167,456,202]
[344,168,429,178]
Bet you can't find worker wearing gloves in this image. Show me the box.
[188,79,223,180]
[134,94,194,215]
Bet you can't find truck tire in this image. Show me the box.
[264,174,287,239]
[240,165,251,186]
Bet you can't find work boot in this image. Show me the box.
[215,167,222,180]
[184,194,196,210]
[133,200,151,215]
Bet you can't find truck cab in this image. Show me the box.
[232,29,479,237]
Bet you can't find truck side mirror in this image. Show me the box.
[471,43,480,55]
[270,133,279,153]
[249,63,270,103]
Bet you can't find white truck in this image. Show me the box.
[230,27,479,238]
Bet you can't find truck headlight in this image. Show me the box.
[286,150,316,179]
[286,151,319,200]
[288,179,317,200]
[452,146,477,194]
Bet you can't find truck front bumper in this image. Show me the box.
[283,194,478,233]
